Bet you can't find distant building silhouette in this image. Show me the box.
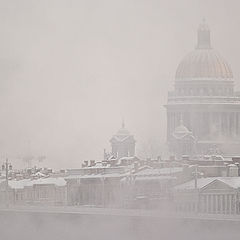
[110,121,136,159]
[166,20,240,156]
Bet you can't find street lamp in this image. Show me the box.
[2,159,12,207]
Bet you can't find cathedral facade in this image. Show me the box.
[166,21,240,156]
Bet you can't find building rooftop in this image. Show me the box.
[175,177,240,190]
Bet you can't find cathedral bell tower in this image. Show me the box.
[110,121,136,159]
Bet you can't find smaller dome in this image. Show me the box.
[116,121,130,136]
[174,124,190,134]
[116,127,130,136]
[172,120,194,139]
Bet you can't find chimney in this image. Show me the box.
[90,160,96,167]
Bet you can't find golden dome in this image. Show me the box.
[176,49,233,80]
[175,21,233,81]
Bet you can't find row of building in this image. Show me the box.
[1,152,240,215]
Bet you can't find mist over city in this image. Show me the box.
[1,0,240,240]
[0,0,239,169]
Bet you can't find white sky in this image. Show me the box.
[0,0,240,169]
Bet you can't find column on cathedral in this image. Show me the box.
[197,112,202,138]
[229,113,232,137]
[236,113,239,137]
[221,113,225,137]
[215,112,221,137]
[197,112,202,137]
[200,112,205,138]
[209,112,214,137]
[236,112,240,138]
[167,112,170,140]
[172,112,176,136]
[225,113,229,137]
[229,113,233,137]
[219,113,223,137]
[224,113,228,137]
[220,112,224,136]
[230,112,234,138]
[205,112,210,136]
[173,113,176,133]
[233,112,236,138]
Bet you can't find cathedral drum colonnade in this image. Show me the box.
[166,20,240,156]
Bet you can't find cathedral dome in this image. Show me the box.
[175,21,233,81]
[176,49,233,80]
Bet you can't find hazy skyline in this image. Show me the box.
[0,0,240,169]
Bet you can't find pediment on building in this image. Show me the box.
[201,179,234,192]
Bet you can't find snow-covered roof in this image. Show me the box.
[175,177,240,190]
[33,172,47,177]
[119,156,137,161]
[65,172,127,180]
[134,167,183,177]
[110,124,135,143]
[32,177,66,187]
[135,175,176,182]
[220,177,240,189]
[8,179,32,189]
[228,164,238,167]
[175,178,216,190]
[6,177,66,189]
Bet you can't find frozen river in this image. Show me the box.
[0,207,240,240]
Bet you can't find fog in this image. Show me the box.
[2,1,240,239]
[1,210,240,240]
[0,0,240,169]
